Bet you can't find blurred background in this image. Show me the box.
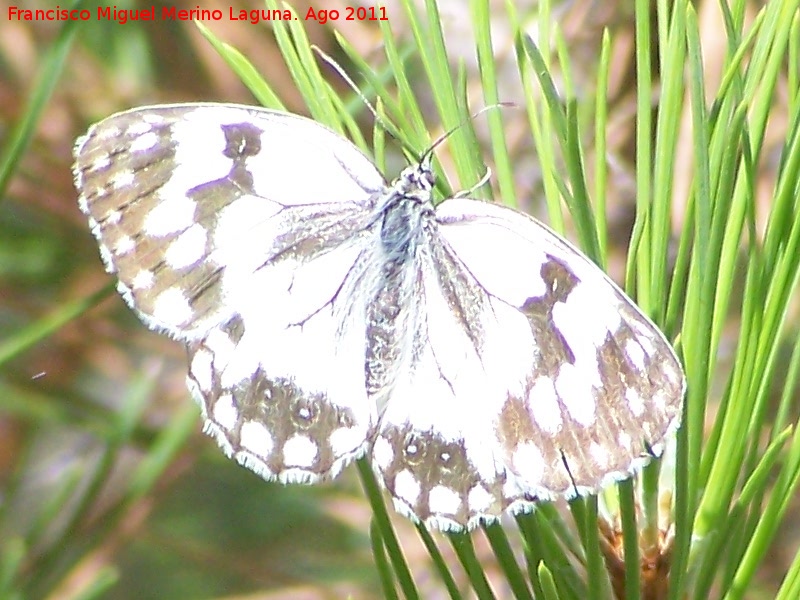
[0,0,794,598]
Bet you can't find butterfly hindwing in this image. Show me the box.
[186,256,377,484]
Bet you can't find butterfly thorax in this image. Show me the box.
[376,165,435,269]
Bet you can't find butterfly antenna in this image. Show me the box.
[453,166,493,198]
[312,45,402,142]
[419,102,517,165]
[314,46,514,170]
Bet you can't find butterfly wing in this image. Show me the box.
[373,197,684,531]
[371,254,518,531]
[74,103,386,337]
[74,104,386,482]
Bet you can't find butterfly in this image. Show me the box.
[73,103,685,531]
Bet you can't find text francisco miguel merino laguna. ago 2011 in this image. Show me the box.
[7,5,389,25]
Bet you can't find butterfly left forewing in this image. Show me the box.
[434,198,684,499]
[74,103,386,339]
[75,104,387,482]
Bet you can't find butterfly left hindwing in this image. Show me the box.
[74,102,685,532]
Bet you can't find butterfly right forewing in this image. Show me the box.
[433,198,684,500]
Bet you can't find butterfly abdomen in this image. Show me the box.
[362,192,429,407]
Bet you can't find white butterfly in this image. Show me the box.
[74,103,684,531]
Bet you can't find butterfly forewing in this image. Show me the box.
[75,104,386,482]
[74,102,685,532]
[74,104,385,337]
[436,200,683,492]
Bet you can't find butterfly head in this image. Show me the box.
[392,156,436,207]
